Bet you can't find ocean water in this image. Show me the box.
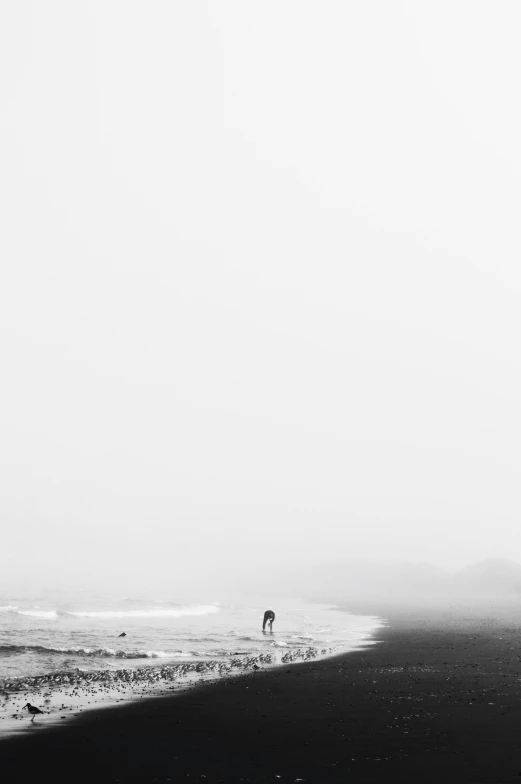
[0,592,382,682]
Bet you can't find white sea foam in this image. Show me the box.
[0,606,58,619]
[44,646,176,658]
[67,604,220,619]
[0,643,193,659]
[0,604,220,620]
[18,610,59,619]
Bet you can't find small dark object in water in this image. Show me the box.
[262,610,275,631]
[118,632,126,637]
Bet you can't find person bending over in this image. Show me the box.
[263,610,275,631]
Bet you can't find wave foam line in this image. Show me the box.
[67,604,220,619]
[0,604,220,620]
[0,644,185,659]
[0,606,58,619]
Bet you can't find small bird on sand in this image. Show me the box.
[118,632,126,637]
[24,703,44,719]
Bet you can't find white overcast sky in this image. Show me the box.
[1,1,521,591]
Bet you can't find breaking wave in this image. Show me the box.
[0,644,184,659]
[0,606,58,619]
[0,604,220,620]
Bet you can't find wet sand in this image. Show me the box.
[2,601,521,782]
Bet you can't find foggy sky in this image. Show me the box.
[2,2,521,592]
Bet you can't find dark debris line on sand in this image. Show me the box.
[0,647,324,694]
[3,603,521,782]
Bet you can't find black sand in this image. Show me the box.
[2,602,521,782]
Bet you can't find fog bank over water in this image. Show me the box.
[2,3,521,592]
[4,558,521,607]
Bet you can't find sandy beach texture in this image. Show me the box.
[2,601,521,782]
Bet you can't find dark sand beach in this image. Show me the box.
[2,602,521,783]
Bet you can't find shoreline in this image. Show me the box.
[0,648,326,740]
[2,600,521,782]
[0,606,383,739]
